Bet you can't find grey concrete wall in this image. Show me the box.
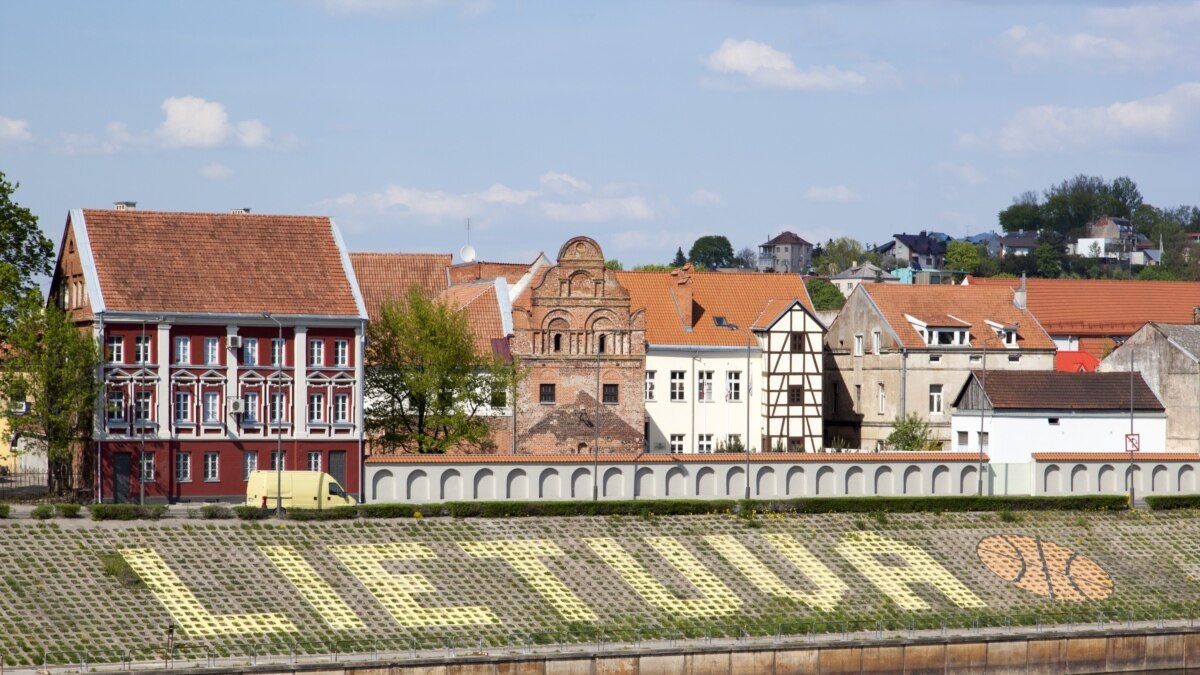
[1034,455,1200,496]
[1098,326,1200,452]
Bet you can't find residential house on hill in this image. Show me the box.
[757,231,813,273]
[51,206,368,503]
[1098,322,1200,452]
[823,284,1055,450]
[998,231,1038,258]
[874,232,946,269]
[830,262,898,296]
[617,266,824,454]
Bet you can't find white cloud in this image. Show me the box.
[0,116,32,142]
[996,2,1200,71]
[610,229,698,253]
[541,196,656,223]
[936,162,986,185]
[686,189,724,207]
[478,183,537,205]
[705,38,894,92]
[200,163,234,180]
[803,185,858,203]
[59,97,277,153]
[964,83,1200,153]
[235,120,271,148]
[539,171,591,195]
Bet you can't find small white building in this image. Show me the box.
[951,370,1166,464]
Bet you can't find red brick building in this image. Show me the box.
[51,206,367,503]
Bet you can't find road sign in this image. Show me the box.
[1125,434,1140,453]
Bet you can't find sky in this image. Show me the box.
[3,1,1200,268]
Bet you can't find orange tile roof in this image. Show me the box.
[860,284,1055,350]
[435,282,506,355]
[1032,453,1200,462]
[349,252,451,320]
[1078,337,1116,360]
[80,209,362,316]
[512,265,552,311]
[967,277,1200,337]
[367,452,988,464]
[448,261,531,285]
[1054,351,1100,372]
[615,270,816,347]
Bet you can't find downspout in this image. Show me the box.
[96,312,105,503]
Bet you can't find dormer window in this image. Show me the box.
[986,320,1020,349]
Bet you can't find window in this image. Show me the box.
[877,383,885,415]
[788,385,804,405]
[598,334,607,354]
[1004,330,1018,347]
[243,451,258,480]
[307,451,322,472]
[271,338,285,366]
[727,434,742,450]
[271,450,285,471]
[175,452,191,483]
[204,337,219,365]
[929,384,943,414]
[872,330,881,355]
[697,371,714,401]
[698,434,714,453]
[978,432,989,451]
[539,383,556,404]
[726,371,741,401]
[134,392,152,422]
[134,336,151,364]
[202,392,221,424]
[970,354,982,364]
[334,340,348,367]
[174,391,191,423]
[957,431,968,449]
[174,336,190,364]
[203,451,219,481]
[644,371,656,401]
[243,338,258,366]
[790,332,804,353]
[929,354,941,364]
[1048,418,1060,425]
[107,393,125,422]
[270,392,286,422]
[602,383,618,404]
[1008,354,1021,363]
[309,339,324,367]
[552,334,562,352]
[669,434,685,454]
[334,394,349,423]
[106,336,124,364]
[243,391,259,423]
[141,451,156,481]
[854,385,861,413]
[308,393,325,423]
[854,335,864,357]
[670,371,685,401]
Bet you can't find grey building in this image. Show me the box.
[757,231,813,273]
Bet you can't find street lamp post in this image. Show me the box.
[262,311,284,517]
[1129,342,1136,507]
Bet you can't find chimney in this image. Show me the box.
[670,263,695,331]
[229,208,251,215]
[1014,272,1027,310]
[113,201,137,211]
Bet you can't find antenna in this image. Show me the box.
[460,218,476,262]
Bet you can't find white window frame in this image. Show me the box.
[141,451,156,481]
[929,384,943,415]
[204,337,219,365]
[854,334,864,357]
[726,371,741,402]
[309,339,324,367]
[872,330,881,355]
[669,434,685,454]
[243,391,259,424]
[107,336,124,364]
[271,338,285,366]
[107,392,125,422]
[334,340,348,367]
[134,335,152,364]
[175,452,192,483]
[307,451,322,472]
[243,338,258,366]
[644,371,656,401]
[202,391,221,424]
[877,383,885,416]
[334,393,349,423]
[697,371,714,402]
[174,336,190,365]
[957,431,969,450]
[698,434,714,454]
[243,451,258,480]
[270,392,286,423]
[134,391,153,423]
[670,371,686,402]
[203,451,220,482]
[308,392,325,423]
[271,450,285,471]
[174,391,192,423]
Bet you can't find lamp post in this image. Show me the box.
[593,338,600,502]
[139,317,147,506]
[719,322,753,500]
[1129,342,1136,508]
[262,311,284,517]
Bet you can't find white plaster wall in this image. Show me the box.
[950,412,1167,463]
[644,349,763,453]
[1035,458,1200,496]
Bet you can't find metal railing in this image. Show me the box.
[10,610,1193,674]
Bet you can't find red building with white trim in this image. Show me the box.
[50,206,368,503]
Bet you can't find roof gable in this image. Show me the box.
[858,284,1054,350]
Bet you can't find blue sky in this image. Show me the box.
[3,1,1200,267]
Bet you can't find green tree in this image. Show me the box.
[670,247,687,267]
[1034,242,1063,278]
[812,237,871,276]
[687,235,735,269]
[632,264,673,272]
[805,278,846,311]
[365,285,518,454]
[604,259,623,270]
[0,172,55,340]
[885,414,933,452]
[998,191,1045,234]
[944,240,983,274]
[0,301,101,493]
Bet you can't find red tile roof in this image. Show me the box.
[349,252,451,320]
[448,261,531,285]
[964,370,1163,411]
[615,270,815,347]
[80,209,362,316]
[435,282,506,356]
[861,284,1055,350]
[1055,351,1100,372]
[966,277,1200,337]
[1078,337,1117,360]
[367,452,987,464]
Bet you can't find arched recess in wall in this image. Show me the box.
[1043,464,1061,494]
[756,467,776,497]
[875,466,894,496]
[696,467,716,496]
[474,469,495,500]
[507,469,528,499]
[371,470,395,502]
[931,465,950,495]
[603,467,623,498]
[844,466,864,496]
[571,468,591,499]
[665,466,686,497]
[539,468,560,499]
[1153,464,1170,493]
[903,466,921,495]
[407,470,429,501]
[568,270,594,297]
[440,469,462,500]
[815,466,835,496]
[1181,465,1196,492]
[1070,465,1088,493]
[786,466,805,496]
[959,466,977,494]
[1098,465,1117,493]
[726,466,746,497]
[636,467,655,498]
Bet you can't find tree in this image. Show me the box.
[812,237,869,276]
[687,235,735,269]
[0,300,101,493]
[604,259,623,270]
[944,240,983,274]
[805,278,846,311]
[365,285,518,454]
[0,172,54,340]
[632,264,673,272]
[671,247,687,267]
[998,191,1045,234]
[734,247,757,269]
[885,414,933,451]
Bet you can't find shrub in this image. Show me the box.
[88,504,169,521]
[1146,494,1200,510]
[232,506,272,520]
[357,503,420,519]
[198,504,232,519]
[286,506,359,521]
[54,503,81,518]
[0,504,8,519]
[30,505,54,520]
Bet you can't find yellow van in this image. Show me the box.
[245,470,357,510]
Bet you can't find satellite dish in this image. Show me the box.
[460,244,477,263]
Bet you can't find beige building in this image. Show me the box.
[824,284,1056,450]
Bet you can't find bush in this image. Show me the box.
[1146,494,1200,510]
[358,504,420,518]
[55,503,81,518]
[30,505,54,520]
[232,506,272,520]
[0,504,8,519]
[286,506,359,521]
[88,504,169,521]
[198,504,232,519]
